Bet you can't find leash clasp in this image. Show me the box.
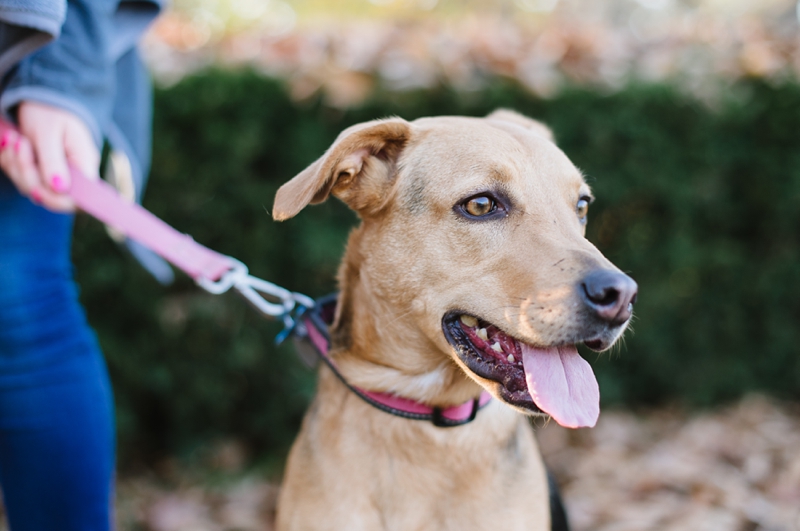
[196,257,315,330]
[196,258,248,295]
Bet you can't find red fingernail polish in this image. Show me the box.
[0,133,8,149]
[51,175,68,193]
[31,189,42,204]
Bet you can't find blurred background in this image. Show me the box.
[68,0,800,529]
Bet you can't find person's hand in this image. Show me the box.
[0,101,100,212]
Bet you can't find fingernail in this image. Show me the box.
[51,175,68,193]
[31,189,42,204]
[13,138,20,152]
[0,133,8,149]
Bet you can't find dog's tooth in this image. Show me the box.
[491,342,503,353]
[460,315,478,328]
[477,328,488,341]
[507,354,515,363]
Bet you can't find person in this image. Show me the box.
[0,1,164,528]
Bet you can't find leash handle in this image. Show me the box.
[0,119,232,281]
[0,118,313,323]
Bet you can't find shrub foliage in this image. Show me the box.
[72,71,800,464]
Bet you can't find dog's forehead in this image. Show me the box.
[400,116,586,200]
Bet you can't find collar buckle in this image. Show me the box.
[431,397,481,428]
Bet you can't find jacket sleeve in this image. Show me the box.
[0,0,160,147]
[0,0,66,78]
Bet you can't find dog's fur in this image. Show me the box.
[272,110,632,530]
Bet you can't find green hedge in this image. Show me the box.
[72,71,800,465]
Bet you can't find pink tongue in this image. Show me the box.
[520,344,599,429]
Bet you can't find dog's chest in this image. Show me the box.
[296,391,551,530]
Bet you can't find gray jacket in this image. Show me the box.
[0,0,173,282]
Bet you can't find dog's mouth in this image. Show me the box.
[443,313,600,429]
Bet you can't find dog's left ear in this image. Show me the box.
[273,118,411,221]
[486,109,555,143]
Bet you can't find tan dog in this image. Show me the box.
[272,110,637,530]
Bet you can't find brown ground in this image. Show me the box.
[537,395,800,531]
[106,395,799,530]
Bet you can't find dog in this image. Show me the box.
[271,110,637,530]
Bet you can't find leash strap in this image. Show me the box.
[69,172,234,281]
[0,119,229,280]
[294,295,492,428]
[70,170,315,324]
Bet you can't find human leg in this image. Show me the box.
[0,176,114,531]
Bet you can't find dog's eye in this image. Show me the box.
[577,197,591,222]
[464,196,496,217]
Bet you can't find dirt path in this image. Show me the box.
[115,395,800,531]
[538,395,800,531]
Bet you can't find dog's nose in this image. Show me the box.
[580,270,638,325]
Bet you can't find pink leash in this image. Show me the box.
[0,119,491,427]
[0,119,313,326]
[69,167,234,282]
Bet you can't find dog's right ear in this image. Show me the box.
[273,118,411,221]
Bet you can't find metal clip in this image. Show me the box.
[196,259,248,295]
[195,257,315,328]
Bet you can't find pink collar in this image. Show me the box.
[300,298,492,428]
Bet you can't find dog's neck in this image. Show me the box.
[328,227,483,407]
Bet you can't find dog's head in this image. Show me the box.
[274,110,637,429]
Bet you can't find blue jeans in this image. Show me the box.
[0,176,113,531]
